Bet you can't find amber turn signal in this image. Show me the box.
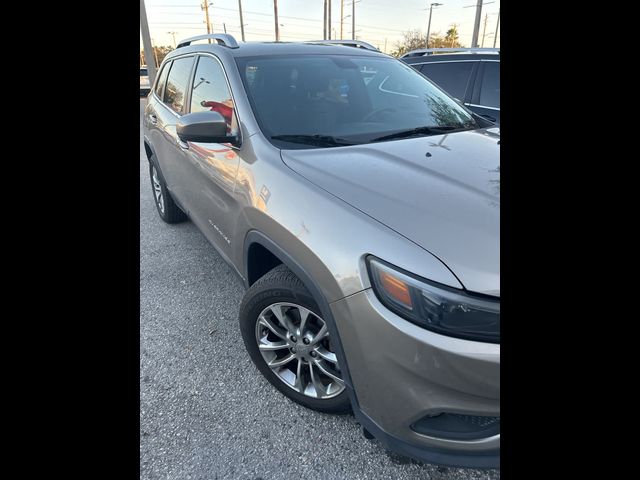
[378,270,413,309]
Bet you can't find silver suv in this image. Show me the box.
[142,34,500,469]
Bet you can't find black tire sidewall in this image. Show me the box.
[240,278,350,414]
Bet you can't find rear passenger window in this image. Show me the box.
[189,56,238,135]
[164,57,195,114]
[154,62,170,98]
[419,62,474,100]
[479,62,500,108]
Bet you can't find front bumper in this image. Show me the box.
[330,289,500,468]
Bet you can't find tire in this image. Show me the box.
[240,264,351,414]
[148,157,187,224]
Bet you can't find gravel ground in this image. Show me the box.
[139,98,500,480]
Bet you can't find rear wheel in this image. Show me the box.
[149,158,187,223]
[239,265,351,414]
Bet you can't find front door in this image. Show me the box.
[177,54,242,261]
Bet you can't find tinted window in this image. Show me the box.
[140,69,148,76]
[189,56,238,135]
[479,62,500,108]
[164,57,194,114]
[155,62,170,97]
[236,55,478,149]
[419,62,474,100]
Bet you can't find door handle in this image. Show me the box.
[177,138,189,150]
[149,114,157,125]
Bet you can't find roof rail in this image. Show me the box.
[176,34,239,49]
[401,47,499,58]
[305,40,380,52]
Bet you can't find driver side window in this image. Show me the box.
[189,56,238,135]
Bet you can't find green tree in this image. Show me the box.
[445,24,462,48]
[391,29,465,57]
[140,46,174,67]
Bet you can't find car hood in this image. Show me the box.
[280,128,500,297]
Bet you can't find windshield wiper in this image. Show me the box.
[371,125,465,143]
[271,134,355,147]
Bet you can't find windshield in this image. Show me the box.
[236,55,479,149]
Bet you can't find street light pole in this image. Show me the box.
[425,3,443,49]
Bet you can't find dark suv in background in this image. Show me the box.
[401,48,500,124]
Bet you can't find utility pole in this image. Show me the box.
[328,0,332,39]
[223,22,227,33]
[481,13,488,47]
[168,31,177,48]
[352,0,355,40]
[151,38,159,67]
[493,8,500,48]
[384,37,387,53]
[340,0,344,38]
[202,1,212,43]
[274,0,280,41]
[470,0,483,48]
[238,0,245,41]
[323,0,327,40]
[140,0,157,83]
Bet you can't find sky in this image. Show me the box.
[141,0,500,54]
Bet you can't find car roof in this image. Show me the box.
[166,41,387,60]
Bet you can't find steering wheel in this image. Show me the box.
[363,107,397,122]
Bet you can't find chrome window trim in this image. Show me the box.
[159,53,197,116]
[152,61,170,105]
[408,59,499,66]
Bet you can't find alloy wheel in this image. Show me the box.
[151,166,165,214]
[255,302,345,399]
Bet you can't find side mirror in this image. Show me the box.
[176,111,239,145]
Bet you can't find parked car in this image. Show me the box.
[401,48,500,124]
[143,34,500,469]
[140,66,150,95]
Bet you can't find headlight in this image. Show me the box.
[367,256,500,343]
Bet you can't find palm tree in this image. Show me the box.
[445,24,460,47]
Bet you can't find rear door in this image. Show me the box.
[150,55,197,208]
[419,60,478,103]
[469,61,500,124]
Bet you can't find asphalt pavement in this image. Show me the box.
[139,98,500,480]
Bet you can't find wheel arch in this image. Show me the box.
[143,137,170,186]
[242,230,358,403]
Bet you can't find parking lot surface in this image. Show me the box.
[139,98,500,480]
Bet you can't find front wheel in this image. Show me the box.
[239,265,351,414]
